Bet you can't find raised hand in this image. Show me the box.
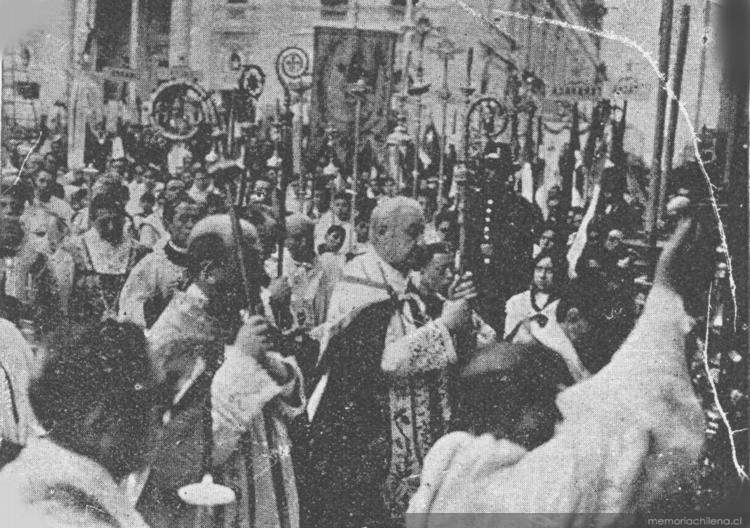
[234,315,276,361]
[653,205,714,314]
[448,272,478,302]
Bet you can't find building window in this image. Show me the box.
[20,47,31,68]
[321,0,348,19]
[230,52,242,71]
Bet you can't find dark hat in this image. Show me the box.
[460,340,572,388]
[454,340,572,447]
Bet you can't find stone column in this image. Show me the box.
[128,0,140,108]
[189,0,212,79]
[169,0,192,67]
[72,0,96,63]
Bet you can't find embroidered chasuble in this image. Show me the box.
[304,249,456,527]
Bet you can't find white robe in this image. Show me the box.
[118,245,188,328]
[408,286,704,525]
[0,437,148,528]
[0,318,38,445]
[143,286,305,528]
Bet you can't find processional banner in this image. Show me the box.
[309,26,397,168]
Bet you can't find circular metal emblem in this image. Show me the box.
[239,65,265,98]
[464,97,509,158]
[276,47,309,83]
[149,80,214,141]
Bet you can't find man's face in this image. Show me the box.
[168,202,201,248]
[604,229,623,252]
[437,220,452,241]
[34,171,54,201]
[0,194,24,218]
[112,160,126,175]
[194,171,211,191]
[325,230,345,253]
[355,218,369,243]
[332,198,350,222]
[312,190,325,208]
[384,179,397,197]
[285,230,314,262]
[533,256,555,292]
[373,208,425,271]
[368,176,381,192]
[417,196,429,218]
[179,169,194,188]
[165,180,185,202]
[256,217,279,259]
[538,229,556,252]
[22,154,42,176]
[266,170,278,187]
[420,252,455,298]
[93,207,125,245]
[560,308,593,350]
[253,180,272,204]
[141,199,154,216]
[43,155,57,173]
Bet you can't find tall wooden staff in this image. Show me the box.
[268,101,287,278]
[459,48,476,161]
[657,5,690,226]
[348,77,369,221]
[429,37,461,207]
[289,78,312,213]
[453,163,469,274]
[410,15,433,197]
[646,0,674,247]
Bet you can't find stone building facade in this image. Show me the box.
[3,0,611,174]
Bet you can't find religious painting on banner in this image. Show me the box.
[310,26,397,169]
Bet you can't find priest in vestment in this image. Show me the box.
[134,215,304,528]
[302,197,477,528]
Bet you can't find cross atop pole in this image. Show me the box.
[428,37,462,207]
[409,14,434,197]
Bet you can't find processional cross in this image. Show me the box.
[427,37,462,205]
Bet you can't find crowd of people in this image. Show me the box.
[0,136,733,527]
